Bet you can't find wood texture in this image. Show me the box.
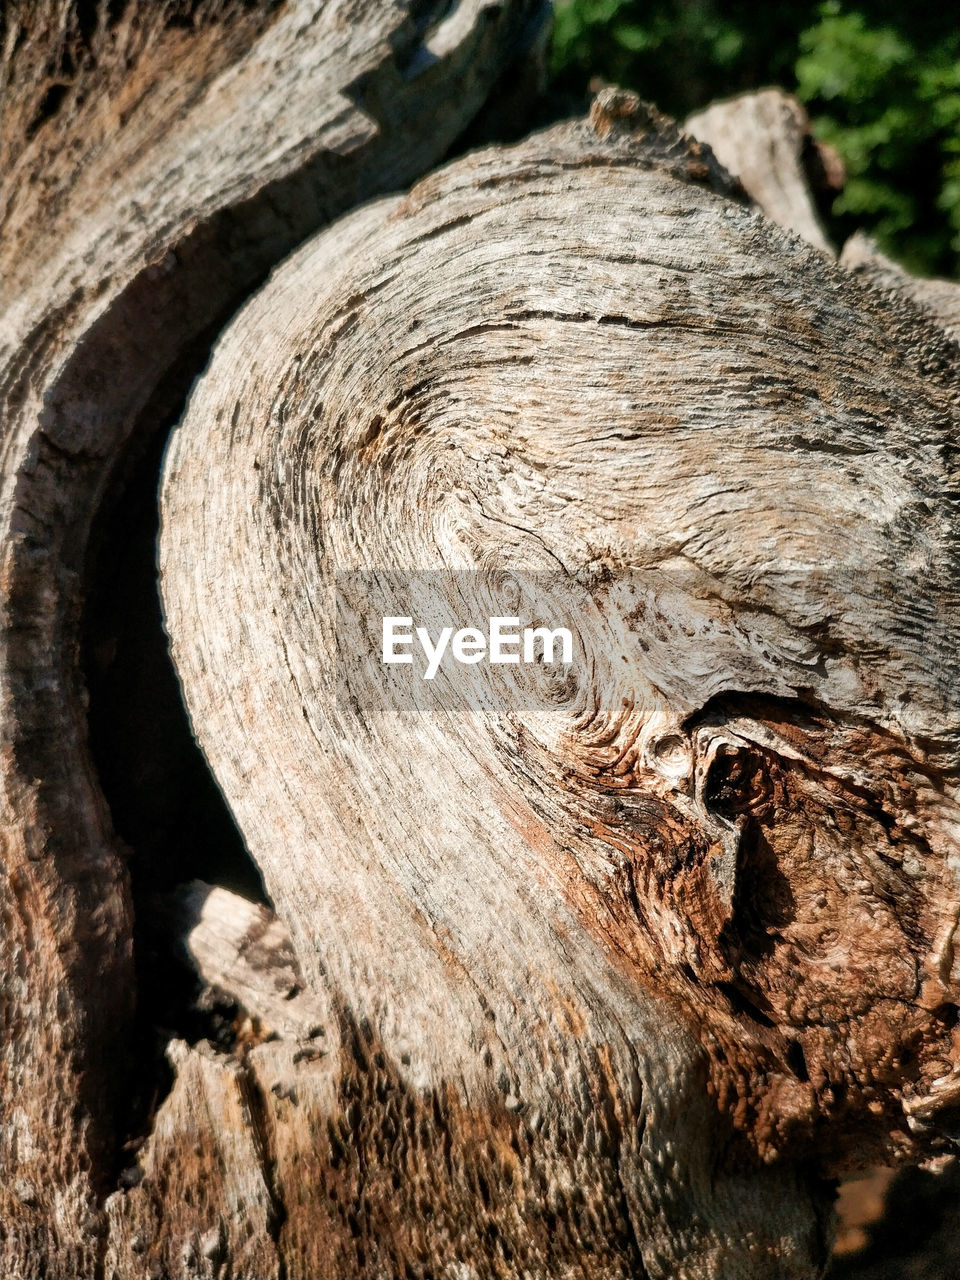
[157,88,960,1277]
[686,88,844,253]
[4,5,959,1269]
[0,3,543,1275]
[841,231,960,344]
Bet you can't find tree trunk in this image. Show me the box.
[3,9,960,1279]
[0,3,544,1275]
[157,86,960,1278]
[685,89,844,255]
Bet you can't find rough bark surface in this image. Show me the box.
[686,88,844,254]
[841,232,960,345]
[158,88,960,1277]
[4,3,960,1270]
[0,2,543,1276]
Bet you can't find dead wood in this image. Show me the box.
[3,1,960,1268]
[156,87,960,1278]
[841,231,960,344]
[0,2,542,1274]
[686,88,844,253]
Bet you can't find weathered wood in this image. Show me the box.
[157,87,960,1277]
[4,2,959,1264]
[686,88,844,253]
[0,3,543,1275]
[841,231,960,344]
[163,879,332,1042]
[105,1039,285,1280]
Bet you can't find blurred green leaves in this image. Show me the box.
[795,3,958,274]
[549,0,959,276]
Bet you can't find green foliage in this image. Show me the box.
[549,0,959,276]
[795,3,959,275]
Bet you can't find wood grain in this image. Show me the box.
[159,88,960,1276]
[841,232,960,344]
[686,88,842,253]
[0,3,541,1274]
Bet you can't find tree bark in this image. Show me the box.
[0,2,543,1275]
[3,7,960,1275]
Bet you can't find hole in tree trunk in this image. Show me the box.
[83,423,265,901]
[81,374,268,1162]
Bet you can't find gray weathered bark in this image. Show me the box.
[157,89,960,1278]
[3,2,960,1272]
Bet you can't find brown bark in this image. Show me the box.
[0,2,544,1275]
[3,6,960,1274]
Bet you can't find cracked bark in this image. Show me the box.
[3,5,960,1275]
[0,2,544,1275]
